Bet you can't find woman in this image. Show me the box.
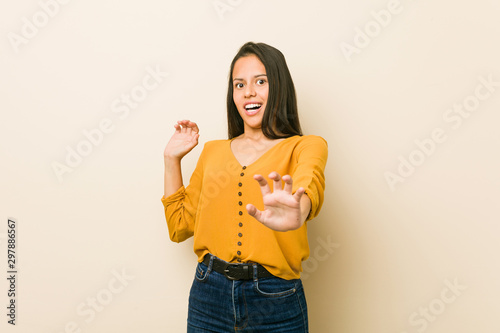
[162,42,328,332]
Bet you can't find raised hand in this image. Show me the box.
[246,172,309,232]
[164,120,200,160]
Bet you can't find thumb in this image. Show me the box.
[246,204,263,222]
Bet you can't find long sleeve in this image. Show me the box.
[291,135,328,222]
[159,136,328,280]
[161,148,205,243]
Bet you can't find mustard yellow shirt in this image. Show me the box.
[161,134,328,280]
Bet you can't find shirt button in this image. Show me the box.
[238,192,242,196]
[238,233,242,237]
[239,222,243,227]
[239,211,243,216]
[242,166,247,170]
[238,242,242,246]
[240,172,244,176]
[237,258,242,262]
[238,182,242,187]
[237,251,241,255]
[238,201,242,206]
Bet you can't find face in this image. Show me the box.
[232,55,268,134]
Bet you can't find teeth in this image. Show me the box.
[245,104,262,110]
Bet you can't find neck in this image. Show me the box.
[241,132,267,142]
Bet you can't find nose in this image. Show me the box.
[244,84,256,98]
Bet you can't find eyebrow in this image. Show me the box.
[233,74,267,81]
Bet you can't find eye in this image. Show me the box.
[235,83,244,89]
[257,79,266,85]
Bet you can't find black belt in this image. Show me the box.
[203,254,274,280]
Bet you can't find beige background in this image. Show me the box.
[1,0,499,332]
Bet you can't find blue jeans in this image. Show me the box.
[187,257,309,332]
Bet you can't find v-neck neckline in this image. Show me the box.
[228,135,298,168]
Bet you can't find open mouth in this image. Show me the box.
[244,103,262,115]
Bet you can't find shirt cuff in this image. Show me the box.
[161,186,186,207]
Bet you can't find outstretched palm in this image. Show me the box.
[164,120,200,160]
[246,172,306,232]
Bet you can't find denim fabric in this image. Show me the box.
[187,257,308,332]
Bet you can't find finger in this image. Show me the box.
[192,133,200,144]
[173,123,181,133]
[268,172,282,191]
[253,174,272,196]
[177,121,186,132]
[178,120,193,130]
[293,187,305,202]
[189,121,200,133]
[246,204,263,222]
[282,174,293,193]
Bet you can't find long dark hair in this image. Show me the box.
[226,42,303,139]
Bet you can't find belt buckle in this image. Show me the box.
[222,263,239,280]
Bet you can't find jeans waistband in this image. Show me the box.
[203,254,274,280]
